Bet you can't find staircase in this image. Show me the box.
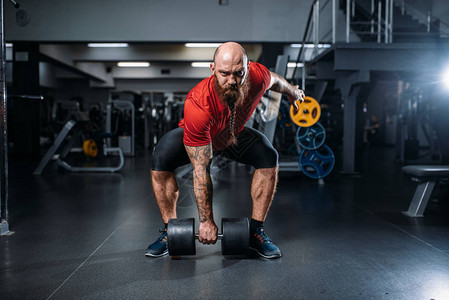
[391,4,440,42]
[348,0,443,43]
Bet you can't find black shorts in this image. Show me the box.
[151,127,278,171]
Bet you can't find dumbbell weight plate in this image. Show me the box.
[221,218,250,255]
[83,139,98,157]
[289,96,321,127]
[299,144,335,179]
[167,218,196,256]
[296,122,326,150]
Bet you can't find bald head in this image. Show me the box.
[210,42,251,108]
[213,42,248,65]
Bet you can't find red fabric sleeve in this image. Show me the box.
[182,97,212,147]
[251,62,271,92]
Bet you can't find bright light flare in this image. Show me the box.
[290,43,331,48]
[287,62,304,68]
[117,62,150,67]
[191,62,212,68]
[442,65,449,90]
[88,43,129,48]
[185,43,222,48]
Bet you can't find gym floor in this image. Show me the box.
[1,146,449,299]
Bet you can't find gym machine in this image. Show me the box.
[396,86,441,164]
[33,117,124,175]
[106,100,135,156]
[252,55,303,172]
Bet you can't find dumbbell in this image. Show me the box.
[167,218,249,256]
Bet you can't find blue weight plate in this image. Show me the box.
[299,144,335,179]
[296,122,326,150]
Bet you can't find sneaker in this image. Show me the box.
[145,227,168,257]
[249,227,282,259]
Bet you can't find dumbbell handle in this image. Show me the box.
[194,234,224,239]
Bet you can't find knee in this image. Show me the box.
[254,166,278,179]
[151,170,175,183]
[151,153,166,172]
[151,151,178,172]
[265,166,279,178]
[251,148,278,169]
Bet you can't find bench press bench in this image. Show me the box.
[402,165,449,217]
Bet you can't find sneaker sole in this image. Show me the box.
[249,247,281,259]
[145,250,168,258]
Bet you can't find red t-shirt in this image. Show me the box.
[178,62,271,150]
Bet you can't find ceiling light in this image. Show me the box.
[6,43,12,47]
[185,43,222,48]
[88,43,129,48]
[191,62,212,68]
[287,62,304,68]
[117,62,150,67]
[290,43,331,48]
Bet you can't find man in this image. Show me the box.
[146,42,304,259]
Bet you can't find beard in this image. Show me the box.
[213,74,251,147]
[214,74,251,108]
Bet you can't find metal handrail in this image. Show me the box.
[354,0,447,41]
[289,0,447,85]
[291,0,317,83]
[398,0,449,34]
[351,0,388,42]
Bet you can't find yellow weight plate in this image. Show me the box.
[83,139,98,157]
[289,96,321,127]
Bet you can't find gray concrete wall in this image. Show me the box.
[5,0,313,42]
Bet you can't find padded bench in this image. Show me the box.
[402,165,449,217]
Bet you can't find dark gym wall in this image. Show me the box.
[5,0,313,42]
[45,79,110,109]
[364,81,396,146]
[12,42,41,156]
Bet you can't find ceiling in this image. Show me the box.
[37,43,264,87]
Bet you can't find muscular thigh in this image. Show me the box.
[151,128,190,171]
[220,127,278,169]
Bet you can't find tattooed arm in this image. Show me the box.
[269,71,305,111]
[185,143,218,245]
